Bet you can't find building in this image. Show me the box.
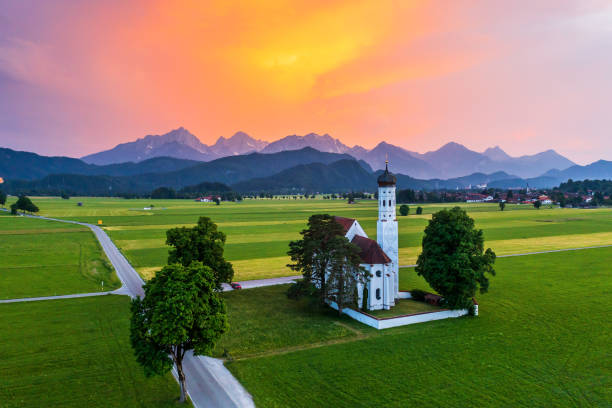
[195,196,220,202]
[331,162,399,310]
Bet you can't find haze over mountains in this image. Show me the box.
[81,127,576,180]
[3,143,612,196]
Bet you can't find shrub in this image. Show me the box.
[399,204,409,216]
[416,206,423,215]
[410,289,427,301]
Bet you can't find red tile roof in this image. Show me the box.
[334,216,356,234]
[351,235,391,265]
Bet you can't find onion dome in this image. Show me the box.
[377,161,396,186]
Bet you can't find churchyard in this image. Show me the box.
[1,196,611,407]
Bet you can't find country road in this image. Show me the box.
[13,213,254,408]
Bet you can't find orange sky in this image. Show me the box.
[1,0,612,163]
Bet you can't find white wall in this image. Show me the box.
[327,299,476,330]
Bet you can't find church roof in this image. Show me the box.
[334,216,356,234]
[351,235,391,265]
[377,162,397,187]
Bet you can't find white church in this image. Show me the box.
[333,162,399,310]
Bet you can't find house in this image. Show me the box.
[195,196,220,202]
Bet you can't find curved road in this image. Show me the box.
[22,214,254,408]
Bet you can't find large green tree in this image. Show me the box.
[416,207,496,309]
[130,262,227,403]
[15,195,39,214]
[166,217,234,289]
[327,240,368,315]
[0,191,6,207]
[288,214,351,306]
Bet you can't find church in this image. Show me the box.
[333,162,399,310]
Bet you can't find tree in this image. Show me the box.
[288,214,346,306]
[16,195,39,214]
[0,191,7,207]
[213,197,221,205]
[61,192,70,199]
[533,200,542,209]
[326,238,368,316]
[10,203,18,215]
[506,190,513,200]
[499,201,506,211]
[151,187,176,199]
[130,262,227,403]
[416,207,496,309]
[166,217,234,289]
[416,206,423,215]
[399,204,409,216]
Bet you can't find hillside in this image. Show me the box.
[0,148,199,180]
[231,159,373,193]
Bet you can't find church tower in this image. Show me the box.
[377,160,399,300]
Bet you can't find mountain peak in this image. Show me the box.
[210,131,268,156]
[483,145,512,161]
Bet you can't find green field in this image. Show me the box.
[223,247,612,407]
[0,296,188,407]
[0,215,120,299]
[1,197,611,407]
[11,196,612,282]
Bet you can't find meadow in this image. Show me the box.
[12,196,612,281]
[0,296,189,407]
[223,247,612,407]
[1,197,611,407]
[0,213,120,299]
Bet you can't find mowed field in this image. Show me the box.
[0,296,188,407]
[222,248,612,407]
[17,196,612,281]
[0,212,120,299]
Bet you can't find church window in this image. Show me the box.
[388,199,391,207]
[376,270,381,277]
[382,200,385,207]
[376,289,381,300]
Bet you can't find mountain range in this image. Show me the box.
[3,145,612,196]
[80,127,576,179]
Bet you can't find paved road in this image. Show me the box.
[13,213,254,408]
[0,291,117,304]
[222,275,301,291]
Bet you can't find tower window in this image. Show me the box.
[388,200,391,207]
[376,288,381,300]
[382,200,385,207]
[376,270,381,277]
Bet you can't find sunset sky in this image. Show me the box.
[1,0,611,163]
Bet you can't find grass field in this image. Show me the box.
[223,247,612,407]
[0,296,189,407]
[0,215,120,299]
[9,196,612,282]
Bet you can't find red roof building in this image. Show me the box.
[351,235,391,265]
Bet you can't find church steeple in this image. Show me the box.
[376,158,399,303]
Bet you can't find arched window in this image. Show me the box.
[376,270,381,277]
[376,288,381,300]
[388,199,391,207]
[382,200,386,207]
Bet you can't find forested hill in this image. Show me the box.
[0,147,199,180]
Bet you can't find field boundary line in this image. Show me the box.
[399,244,612,267]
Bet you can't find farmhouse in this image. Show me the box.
[332,163,399,310]
[195,196,220,202]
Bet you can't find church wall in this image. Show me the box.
[346,221,367,241]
